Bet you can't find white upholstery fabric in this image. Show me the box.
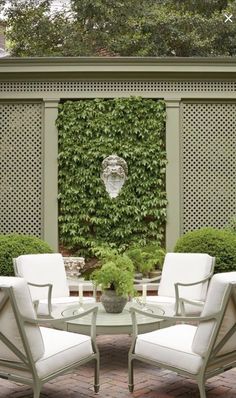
[15,253,69,300]
[0,277,44,362]
[35,327,93,378]
[146,295,204,315]
[135,324,202,374]
[158,253,213,301]
[216,297,236,356]
[38,296,95,316]
[147,296,175,304]
[0,326,94,380]
[192,272,236,357]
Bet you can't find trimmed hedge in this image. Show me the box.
[0,234,53,276]
[174,227,236,273]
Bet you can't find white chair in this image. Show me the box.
[0,277,100,398]
[13,253,95,316]
[144,253,215,315]
[129,271,236,398]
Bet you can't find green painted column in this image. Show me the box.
[43,99,60,251]
[165,99,181,251]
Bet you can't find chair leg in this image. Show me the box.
[128,356,134,392]
[198,379,206,398]
[94,355,100,393]
[33,381,41,398]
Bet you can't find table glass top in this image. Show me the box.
[61,301,164,327]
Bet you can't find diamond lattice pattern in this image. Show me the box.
[182,102,236,233]
[0,102,42,236]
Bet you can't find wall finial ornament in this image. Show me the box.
[101,154,128,198]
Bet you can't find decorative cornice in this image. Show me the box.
[1,57,236,78]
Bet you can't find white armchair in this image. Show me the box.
[13,253,95,316]
[144,253,215,315]
[0,277,99,398]
[129,271,236,398]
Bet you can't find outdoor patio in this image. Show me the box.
[1,333,236,398]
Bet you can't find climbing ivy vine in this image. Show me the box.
[57,97,167,255]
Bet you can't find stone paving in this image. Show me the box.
[1,334,236,398]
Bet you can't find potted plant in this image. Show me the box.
[125,244,165,279]
[91,247,136,313]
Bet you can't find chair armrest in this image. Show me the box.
[177,297,205,316]
[129,305,219,323]
[27,282,53,316]
[23,305,99,340]
[129,305,220,339]
[179,297,204,307]
[175,272,213,289]
[174,271,213,315]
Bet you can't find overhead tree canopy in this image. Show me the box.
[2,0,236,56]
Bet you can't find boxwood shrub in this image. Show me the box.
[0,234,53,276]
[174,227,236,273]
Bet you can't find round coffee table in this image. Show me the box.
[60,301,165,335]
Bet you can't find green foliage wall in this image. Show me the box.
[57,97,167,254]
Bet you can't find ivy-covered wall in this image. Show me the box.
[57,97,167,254]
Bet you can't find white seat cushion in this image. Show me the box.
[36,327,93,378]
[0,327,94,380]
[135,324,203,374]
[146,295,203,315]
[146,296,175,304]
[145,296,175,315]
[38,296,96,316]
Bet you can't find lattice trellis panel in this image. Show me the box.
[0,102,42,236]
[181,102,236,233]
[0,80,236,93]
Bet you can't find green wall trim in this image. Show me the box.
[1,57,236,78]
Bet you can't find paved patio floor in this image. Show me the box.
[1,334,236,398]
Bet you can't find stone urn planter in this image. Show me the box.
[91,249,136,313]
[100,289,128,313]
[148,270,162,279]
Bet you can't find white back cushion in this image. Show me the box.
[192,272,236,357]
[158,253,213,301]
[0,277,44,362]
[15,253,69,300]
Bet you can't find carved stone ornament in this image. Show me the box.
[101,154,128,198]
[63,257,85,279]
